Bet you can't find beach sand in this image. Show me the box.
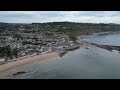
[0,52,59,73]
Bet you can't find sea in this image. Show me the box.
[1,32,120,79]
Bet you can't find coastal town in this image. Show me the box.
[1,22,120,65]
[1,11,120,79]
[0,22,79,64]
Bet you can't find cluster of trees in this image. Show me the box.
[22,41,42,45]
[0,45,18,58]
[68,32,77,42]
[13,34,23,40]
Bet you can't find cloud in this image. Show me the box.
[0,11,120,24]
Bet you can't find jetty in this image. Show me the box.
[65,45,80,51]
[77,39,120,52]
[90,43,120,51]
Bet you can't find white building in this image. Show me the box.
[0,58,5,62]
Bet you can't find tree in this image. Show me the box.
[0,45,12,58]
[12,48,18,58]
[6,45,12,58]
[68,33,77,42]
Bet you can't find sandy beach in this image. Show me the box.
[0,52,59,73]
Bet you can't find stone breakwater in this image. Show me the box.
[90,43,120,52]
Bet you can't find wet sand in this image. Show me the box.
[0,52,59,73]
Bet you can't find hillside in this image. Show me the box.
[0,22,120,35]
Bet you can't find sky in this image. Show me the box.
[0,11,120,24]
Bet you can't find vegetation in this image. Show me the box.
[68,32,77,42]
[0,45,18,58]
[1,22,120,35]
[45,32,54,39]
[13,34,23,40]
[45,22,120,33]
[11,48,18,58]
[22,41,42,45]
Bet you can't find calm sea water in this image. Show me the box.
[1,33,120,79]
[83,33,120,45]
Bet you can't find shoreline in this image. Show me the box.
[0,52,59,73]
[0,31,119,74]
[90,31,120,36]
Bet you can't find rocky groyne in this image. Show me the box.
[91,43,120,52]
[65,45,80,51]
[58,50,68,57]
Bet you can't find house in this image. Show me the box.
[0,58,5,62]
[11,55,17,61]
[5,57,12,61]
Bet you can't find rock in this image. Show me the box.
[13,71,26,76]
[59,51,68,57]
